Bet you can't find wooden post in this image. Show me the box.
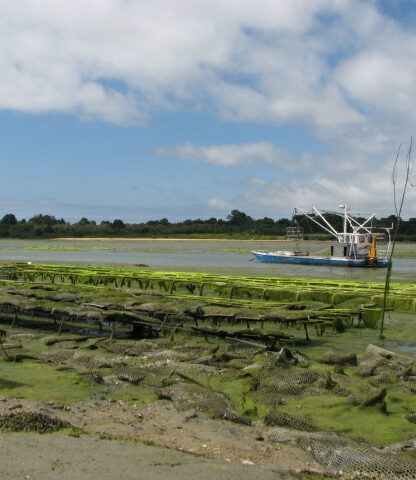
[131,323,146,339]
[303,323,310,341]
[11,308,18,328]
[169,327,177,342]
[57,317,64,335]
[110,322,117,340]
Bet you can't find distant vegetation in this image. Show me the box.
[0,210,415,240]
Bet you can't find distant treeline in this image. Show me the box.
[0,210,415,240]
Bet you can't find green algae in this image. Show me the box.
[393,250,416,258]
[0,275,378,346]
[0,261,414,456]
[277,392,416,444]
[0,361,99,403]
[208,373,253,415]
[0,322,414,450]
[3,262,415,313]
[0,246,130,251]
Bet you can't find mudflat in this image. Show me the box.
[0,432,298,480]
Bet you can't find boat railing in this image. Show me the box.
[377,248,390,260]
[285,226,304,241]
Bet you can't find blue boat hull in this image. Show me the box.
[251,251,389,267]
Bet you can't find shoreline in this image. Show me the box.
[55,237,291,242]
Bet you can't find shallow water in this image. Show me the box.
[0,238,414,283]
[394,344,416,353]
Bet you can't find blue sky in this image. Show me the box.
[1,0,415,223]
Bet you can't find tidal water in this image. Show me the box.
[0,238,414,283]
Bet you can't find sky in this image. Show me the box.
[1,0,416,223]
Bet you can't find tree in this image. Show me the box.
[407,218,416,235]
[29,214,58,226]
[259,217,274,225]
[112,219,125,229]
[227,210,251,225]
[1,214,17,225]
[276,218,291,227]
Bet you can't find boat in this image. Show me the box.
[252,205,392,267]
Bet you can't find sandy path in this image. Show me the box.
[0,432,298,480]
[0,396,318,474]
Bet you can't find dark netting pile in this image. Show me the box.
[0,412,72,433]
[254,345,416,479]
[157,383,249,424]
[268,428,416,479]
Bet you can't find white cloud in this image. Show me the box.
[155,139,416,219]
[207,197,233,210]
[0,0,413,130]
[155,142,309,169]
[245,168,416,219]
[336,41,416,120]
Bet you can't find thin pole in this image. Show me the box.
[379,139,413,340]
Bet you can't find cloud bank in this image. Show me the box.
[1,0,415,131]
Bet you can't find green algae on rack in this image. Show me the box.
[2,263,416,313]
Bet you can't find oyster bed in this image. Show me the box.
[0,263,415,479]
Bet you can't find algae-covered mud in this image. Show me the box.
[0,262,415,479]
